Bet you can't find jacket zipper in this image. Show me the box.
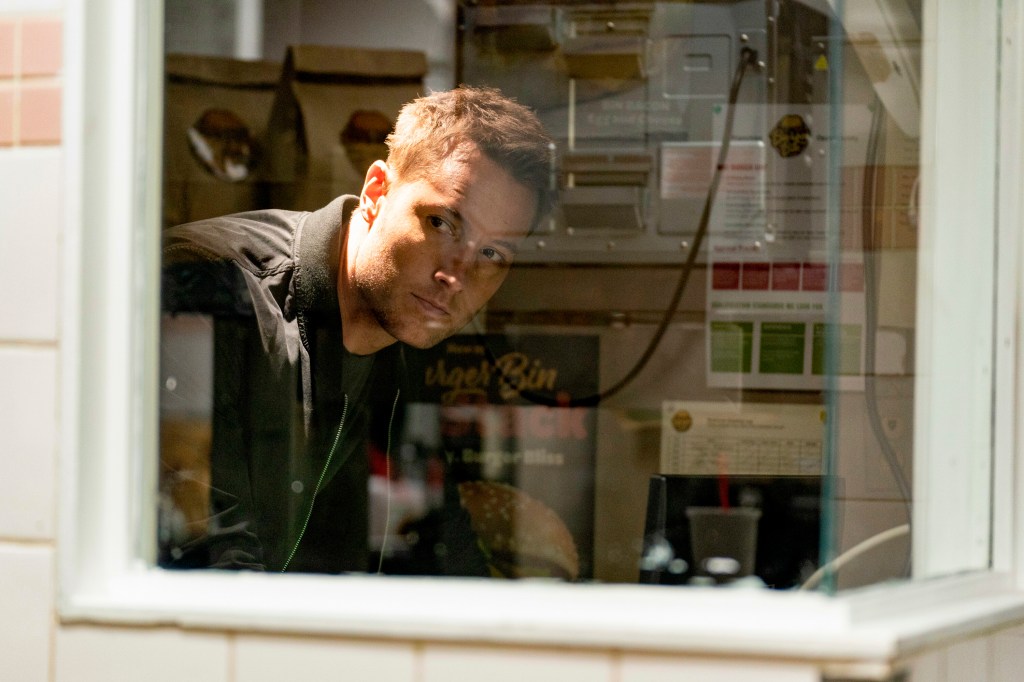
[375,389,402,574]
[280,387,402,573]
[281,394,349,572]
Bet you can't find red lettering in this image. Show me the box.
[558,408,589,439]
[527,407,555,438]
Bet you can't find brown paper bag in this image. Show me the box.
[163,54,282,227]
[263,45,427,212]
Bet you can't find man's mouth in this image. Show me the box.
[413,294,449,318]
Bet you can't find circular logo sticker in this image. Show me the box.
[769,114,811,158]
[671,410,693,433]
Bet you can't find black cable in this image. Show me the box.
[488,47,762,408]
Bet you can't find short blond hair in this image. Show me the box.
[386,86,554,229]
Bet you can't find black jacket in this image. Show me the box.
[161,195,400,573]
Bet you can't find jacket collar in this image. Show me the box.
[293,195,358,316]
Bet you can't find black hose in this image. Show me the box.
[492,47,762,408]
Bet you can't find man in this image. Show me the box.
[160,86,553,573]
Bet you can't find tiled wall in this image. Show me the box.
[41,624,1024,682]
[0,3,1022,681]
[0,12,61,145]
[0,3,62,682]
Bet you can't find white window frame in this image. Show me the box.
[58,0,1024,674]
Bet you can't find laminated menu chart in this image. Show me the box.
[660,401,825,476]
[669,105,871,392]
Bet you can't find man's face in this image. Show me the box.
[351,148,537,349]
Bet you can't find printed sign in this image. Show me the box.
[661,401,825,477]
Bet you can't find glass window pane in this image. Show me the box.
[157,0,994,593]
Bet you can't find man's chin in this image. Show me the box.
[392,326,453,350]
[380,310,471,349]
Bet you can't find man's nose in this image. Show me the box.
[434,242,474,291]
[434,268,464,292]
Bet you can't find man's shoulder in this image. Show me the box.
[163,208,306,271]
[161,196,357,316]
[162,208,309,315]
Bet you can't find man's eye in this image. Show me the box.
[428,215,453,234]
[480,246,509,264]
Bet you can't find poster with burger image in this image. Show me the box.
[396,334,599,582]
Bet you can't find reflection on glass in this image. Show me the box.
[158,0,944,592]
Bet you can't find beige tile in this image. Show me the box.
[19,85,61,145]
[992,625,1024,682]
[56,626,229,682]
[0,545,53,682]
[0,347,56,539]
[21,18,61,77]
[904,649,945,682]
[422,644,612,682]
[944,637,990,682]
[235,635,416,682]
[0,87,13,146]
[621,653,818,682]
[0,148,60,340]
[0,21,14,78]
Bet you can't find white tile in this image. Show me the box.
[0,1,62,11]
[945,637,991,682]
[992,626,1024,682]
[0,148,61,342]
[0,347,56,539]
[422,644,612,682]
[0,545,54,682]
[621,653,818,682]
[55,626,229,682]
[235,635,416,682]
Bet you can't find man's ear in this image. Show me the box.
[359,160,390,225]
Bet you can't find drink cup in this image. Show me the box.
[685,506,762,582]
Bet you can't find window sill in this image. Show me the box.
[59,566,1024,669]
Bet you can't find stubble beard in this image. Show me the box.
[371,291,455,349]
[353,259,453,350]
